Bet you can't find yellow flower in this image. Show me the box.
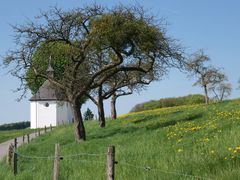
[233,150,237,153]
[210,150,215,154]
[177,139,182,143]
[177,149,183,153]
[236,146,240,151]
[228,148,233,151]
[224,157,228,160]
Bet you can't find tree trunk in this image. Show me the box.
[111,94,117,119]
[98,85,105,127]
[98,96,105,127]
[203,85,209,104]
[72,103,86,142]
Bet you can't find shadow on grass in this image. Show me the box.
[89,112,203,140]
[145,113,203,131]
[88,126,139,140]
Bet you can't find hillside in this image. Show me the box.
[1,99,240,179]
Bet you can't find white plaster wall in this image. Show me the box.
[30,102,37,129]
[36,101,57,128]
[30,100,73,129]
[56,102,73,125]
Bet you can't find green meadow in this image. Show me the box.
[0,129,35,144]
[1,100,240,179]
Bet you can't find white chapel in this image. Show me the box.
[30,61,73,129]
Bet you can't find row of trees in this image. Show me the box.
[2,4,232,141]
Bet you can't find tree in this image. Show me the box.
[209,81,232,101]
[84,108,94,120]
[4,5,183,141]
[87,68,158,125]
[187,50,225,104]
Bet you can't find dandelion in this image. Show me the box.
[210,150,215,154]
[177,149,183,153]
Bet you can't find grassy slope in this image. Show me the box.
[1,100,240,179]
[0,129,35,144]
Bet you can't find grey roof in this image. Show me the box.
[30,80,65,101]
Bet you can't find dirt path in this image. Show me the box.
[0,131,45,161]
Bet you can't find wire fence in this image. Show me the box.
[13,149,213,180]
[5,125,214,180]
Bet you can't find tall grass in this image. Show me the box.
[1,100,240,179]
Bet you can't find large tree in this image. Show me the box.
[4,5,183,141]
[187,50,225,104]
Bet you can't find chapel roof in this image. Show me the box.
[29,80,65,101]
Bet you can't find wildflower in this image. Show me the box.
[177,139,182,143]
[210,150,215,154]
[224,157,228,160]
[228,148,233,151]
[177,149,183,153]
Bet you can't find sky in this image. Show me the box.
[0,0,240,125]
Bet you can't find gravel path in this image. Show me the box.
[0,131,46,161]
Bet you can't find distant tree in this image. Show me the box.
[187,50,225,104]
[84,108,94,120]
[0,121,30,131]
[209,81,232,101]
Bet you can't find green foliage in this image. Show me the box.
[26,42,71,94]
[1,100,240,179]
[0,121,30,131]
[130,94,205,112]
[84,108,94,121]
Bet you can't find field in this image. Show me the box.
[0,129,35,144]
[1,100,240,179]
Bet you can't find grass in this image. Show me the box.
[0,128,35,144]
[1,99,240,179]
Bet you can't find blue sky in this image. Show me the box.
[0,0,240,124]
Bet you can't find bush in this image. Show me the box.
[130,94,205,112]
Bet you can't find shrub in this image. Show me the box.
[130,94,205,112]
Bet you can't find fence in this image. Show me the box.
[6,136,210,180]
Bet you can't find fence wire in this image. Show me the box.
[15,150,213,180]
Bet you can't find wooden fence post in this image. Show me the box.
[22,134,25,143]
[7,143,14,165]
[14,138,17,149]
[107,146,115,180]
[13,148,17,175]
[53,143,60,180]
[50,124,52,131]
[38,129,40,136]
[27,134,30,143]
[45,126,47,133]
